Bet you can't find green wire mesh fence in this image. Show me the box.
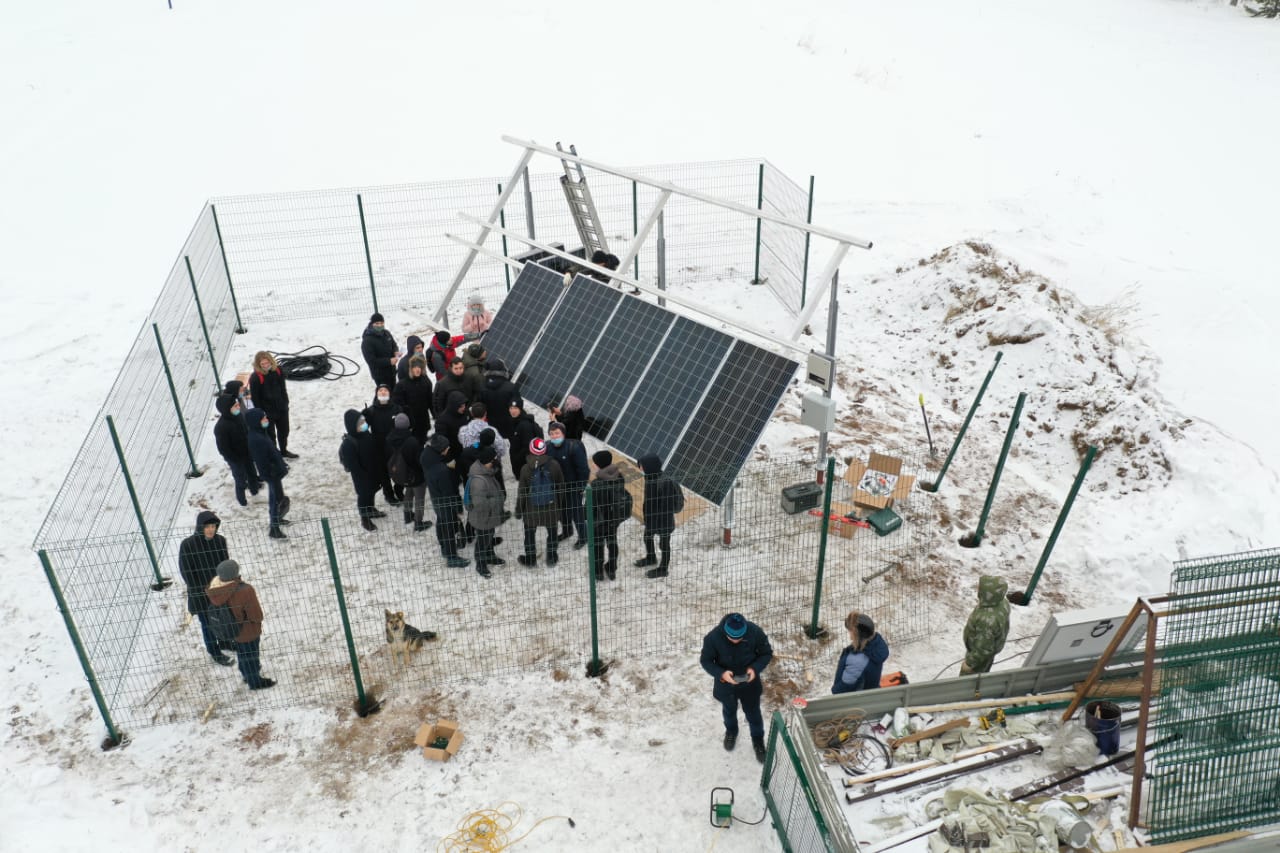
[38,453,935,735]
[762,709,860,853]
[1146,547,1280,841]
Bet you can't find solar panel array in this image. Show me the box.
[488,262,798,504]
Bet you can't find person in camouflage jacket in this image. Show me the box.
[961,575,1011,674]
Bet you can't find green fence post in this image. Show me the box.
[963,391,1026,548]
[105,415,170,590]
[356,193,378,314]
[1010,445,1097,606]
[801,175,814,309]
[38,550,126,749]
[806,456,836,639]
[209,204,246,333]
[497,183,511,292]
[585,486,606,677]
[152,324,203,479]
[751,163,765,284]
[921,351,1004,493]
[184,255,222,393]
[631,180,640,280]
[322,518,380,716]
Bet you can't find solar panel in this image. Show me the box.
[564,296,676,440]
[477,262,565,373]
[515,277,623,409]
[606,317,734,463]
[667,340,799,503]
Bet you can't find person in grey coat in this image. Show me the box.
[466,446,505,578]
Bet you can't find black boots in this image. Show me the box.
[517,554,537,567]
[361,517,376,532]
[634,555,658,568]
[404,510,413,525]
[413,520,432,532]
[724,731,737,751]
[753,736,767,763]
[269,525,287,540]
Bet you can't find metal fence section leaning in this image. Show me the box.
[210,159,811,330]
[761,709,860,853]
[1145,547,1280,842]
[34,202,241,555]
[37,454,937,736]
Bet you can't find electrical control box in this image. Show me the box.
[1022,606,1146,667]
[806,352,835,391]
[800,392,836,432]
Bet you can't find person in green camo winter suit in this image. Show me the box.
[961,575,1011,675]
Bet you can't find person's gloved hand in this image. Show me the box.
[463,331,482,342]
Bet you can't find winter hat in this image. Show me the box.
[846,611,875,639]
[724,613,747,640]
[592,450,613,469]
[529,437,547,456]
[509,397,524,410]
[370,312,385,324]
[548,421,566,434]
[216,559,241,582]
[479,428,496,447]
[467,343,484,358]
[591,249,609,265]
[477,446,497,465]
[563,395,583,413]
[428,433,451,453]
[486,358,508,374]
[393,413,410,430]
[435,330,451,346]
[409,354,427,372]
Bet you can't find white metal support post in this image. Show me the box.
[433,146,537,325]
[816,269,839,475]
[789,242,850,340]
[614,190,671,283]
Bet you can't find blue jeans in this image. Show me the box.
[227,460,258,506]
[718,686,765,739]
[233,637,266,688]
[265,477,283,526]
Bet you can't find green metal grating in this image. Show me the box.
[1147,547,1280,842]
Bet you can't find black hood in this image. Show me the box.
[222,379,245,397]
[639,454,663,476]
[245,407,268,426]
[343,409,363,437]
[215,395,238,417]
[195,510,220,533]
[446,390,468,411]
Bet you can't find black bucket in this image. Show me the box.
[1084,700,1121,756]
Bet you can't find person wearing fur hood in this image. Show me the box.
[249,351,296,458]
[461,294,493,335]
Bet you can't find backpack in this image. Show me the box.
[207,584,243,643]
[339,435,354,472]
[387,446,411,486]
[463,477,472,508]
[530,464,555,507]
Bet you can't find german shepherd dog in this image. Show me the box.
[384,610,438,670]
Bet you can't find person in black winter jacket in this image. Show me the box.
[218,380,262,484]
[386,413,430,531]
[508,397,542,479]
[588,450,631,581]
[432,357,470,416]
[362,385,403,505]
[396,335,426,384]
[546,421,589,547]
[249,351,297,458]
[246,407,290,539]
[177,510,234,665]
[420,433,469,568]
[339,409,384,531]
[700,612,774,762]
[478,360,520,441]
[392,354,433,443]
[634,454,685,579]
[361,312,400,390]
[549,394,587,441]
[213,394,260,506]
[434,390,471,460]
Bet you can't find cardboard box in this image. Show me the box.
[414,719,464,762]
[843,452,915,511]
[827,517,858,539]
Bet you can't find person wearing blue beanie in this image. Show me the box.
[699,612,773,763]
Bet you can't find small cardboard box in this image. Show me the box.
[827,517,858,539]
[843,452,915,511]
[414,719,464,762]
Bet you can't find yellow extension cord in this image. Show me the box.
[437,801,574,853]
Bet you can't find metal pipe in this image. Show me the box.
[922,351,1003,493]
[322,518,376,715]
[964,391,1026,547]
[356,193,378,314]
[184,255,222,393]
[1010,445,1097,606]
[752,163,764,284]
[105,415,169,590]
[817,269,838,464]
[656,210,667,308]
[807,456,837,638]
[152,324,202,479]
[209,204,245,333]
[801,175,815,309]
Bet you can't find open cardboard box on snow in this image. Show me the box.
[414,719,463,762]
[842,452,915,511]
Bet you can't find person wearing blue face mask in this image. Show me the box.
[544,421,589,548]
[213,393,260,507]
[245,408,290,539]
[339,409,383,531]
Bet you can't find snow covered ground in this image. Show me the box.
[3,1,1279,851]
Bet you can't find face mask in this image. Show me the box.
[260,420,270,429]
[550,437,564,447]
[231,406,241,416]
[360,422,369,433]
[377,395,389,404]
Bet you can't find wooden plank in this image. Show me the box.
[907,691,1078,714]
[889,717,969,749]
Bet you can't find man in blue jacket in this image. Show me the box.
[831,611,890,694]
[246,407,290,540]
[700,612,773,763]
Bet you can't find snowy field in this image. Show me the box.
[3,1,1279,851]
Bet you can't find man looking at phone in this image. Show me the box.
[699,612,774,763]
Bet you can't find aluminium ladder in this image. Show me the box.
[557,142,609,261]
